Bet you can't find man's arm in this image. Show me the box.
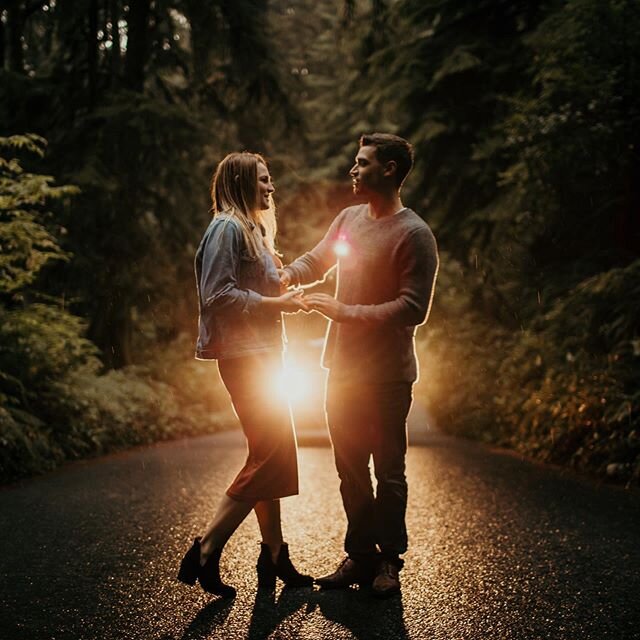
[281,210,348,287]
[306,227,439,326]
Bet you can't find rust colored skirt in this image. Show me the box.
[218,351,299,502]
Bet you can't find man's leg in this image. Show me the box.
[370,381,413,596]
[316,379,377,588]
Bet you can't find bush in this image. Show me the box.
[418,257,640,484]
[497,260,640,481]
[0,136,233,483]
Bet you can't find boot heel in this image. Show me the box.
[256,543,277,589]
[177,537,201,585]
[199,548,236,598]
[177,567,198,585]
[256,542,314,589]
[257,572,277,589]
[276,543,314,588]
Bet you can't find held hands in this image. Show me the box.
[278,289,308,313]
[304,293,345,321]
[276,266,344,319]
[273,267,305,312]
[277,268,291,294]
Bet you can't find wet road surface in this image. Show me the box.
[1,429,639,640]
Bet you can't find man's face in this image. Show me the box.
[349,145,386,196]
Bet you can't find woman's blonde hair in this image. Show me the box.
[210,152,277,259]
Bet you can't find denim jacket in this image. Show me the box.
[194,215,283,360]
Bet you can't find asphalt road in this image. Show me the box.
[1,427,639,640]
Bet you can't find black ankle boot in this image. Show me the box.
[177,537,202,586]
[198,548,236,598]
[177,537,235,598]
[256,542,314,589]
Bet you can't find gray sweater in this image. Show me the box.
[284,204,439,382]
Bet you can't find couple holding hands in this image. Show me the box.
[178,133,439,599]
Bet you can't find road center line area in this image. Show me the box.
[1,430,639,640]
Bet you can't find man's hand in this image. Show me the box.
[277,269,291,293]
[304,293,345,321]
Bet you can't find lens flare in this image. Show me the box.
[333,238,350,258]
[275,363,313,405]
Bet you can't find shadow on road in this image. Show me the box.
[163,598,234,640]
[245,586,409,640]
[247,587,315,639]
[163,586,409,639]
[313,588,409,640]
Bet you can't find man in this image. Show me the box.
[280,133,439,598]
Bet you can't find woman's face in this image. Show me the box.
[256,162,275,210]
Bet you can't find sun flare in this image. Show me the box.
[333,238,350,258]
[275,363,314,406]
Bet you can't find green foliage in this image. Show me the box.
[0,134,77,294]
[0,357,232,483]
[2,1,639,485]
[496,260,640,475]
[0,299,232,482]
[384,0,640,483]
[417,259,640,483]
[0,303,98,395]
[415,253,514,441]
[494,0,640,299]
[0,137,229,483]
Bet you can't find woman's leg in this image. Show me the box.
[200,494,255,563]
[254,499,283,562]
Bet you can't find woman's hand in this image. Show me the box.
[261,289,308,313]
[279,289,308,313]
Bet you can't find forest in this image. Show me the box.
[1,0,638,485]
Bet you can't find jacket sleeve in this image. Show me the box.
[283,210,347,286]
[200,220,262,315]
[338,227,439,326]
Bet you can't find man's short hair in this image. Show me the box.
[360,133,414,187]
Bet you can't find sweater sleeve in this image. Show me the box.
[283,210,348,286]
[200,220,262,314]
[339,227,439,326]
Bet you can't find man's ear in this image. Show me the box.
[383,160,397,179]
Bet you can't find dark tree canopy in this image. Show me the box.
[1,0,638,483]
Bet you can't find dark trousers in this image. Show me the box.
[326,377,413,559]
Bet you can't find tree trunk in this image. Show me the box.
[5,2,25,73]
[183,1,211,90]
[124,0,150,92]
[0,15,5,70]
[87,0,98,107]
[89,295,133,369]
[110,0,120,78]
[51,0,88,82]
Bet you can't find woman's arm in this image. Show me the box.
[200,220,261,315]
[200,220,307,314]
[259,289,307,312]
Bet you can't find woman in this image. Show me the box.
[177,152,312,597]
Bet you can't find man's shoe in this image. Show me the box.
[316,557,375,589]
[372,559,401,598]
